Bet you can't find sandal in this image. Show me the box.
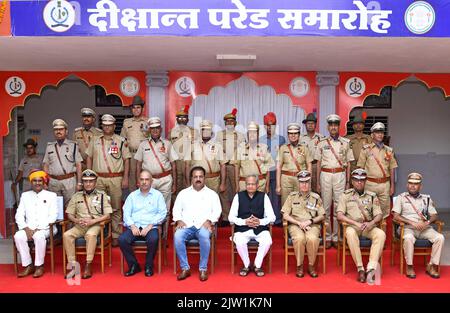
[254,267,265,277]
[239,267,250,277]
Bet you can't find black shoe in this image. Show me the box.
[145,266,154,277]
[124,264,141,277]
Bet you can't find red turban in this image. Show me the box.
[263,112,277,124]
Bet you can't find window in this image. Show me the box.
[363,86,392,109]
[95,86,123,107]
[346,116,389,136]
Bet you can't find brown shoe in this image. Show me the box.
[426,264,440,279]
[177,269,191,281]
[296,265,304,278]
[357,270,366,283]
[308,264,318,278]
[32,265,44,278]
[199,270,208,281]
[17,264,34,278]
[82,262,93,279]
[112,238,119,247]
[406,265,416,279]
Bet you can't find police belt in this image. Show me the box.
[96,172,124,178]
[49,172,76,180]
[239,174,265,181]
[205,172,220,178]
[321,167,345,174]
[281,170,298,177]
[367,176,390,184]
[152,170,172,179]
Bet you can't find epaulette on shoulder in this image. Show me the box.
[366,190,376,197]
[344,189,353,194]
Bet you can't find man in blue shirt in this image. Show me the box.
[260,112,286,225]
[119,170,167,277]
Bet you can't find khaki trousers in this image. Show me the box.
[63,225,101,263]
[288,224,321,266]
[403,227,445,265]
[345,226,386,271]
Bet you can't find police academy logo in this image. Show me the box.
[43,0,76,33]
[290,77,310,98]
[404,1,435,35]
[175,77,196,98]
[345,77,366,98]
[120,76,140,97]
[5,76,26,98]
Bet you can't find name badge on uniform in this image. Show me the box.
[92,198,101,206]
[109,142,119,154]
[209,145,215,152]
[323,146,330,150]
[362,199,370,205]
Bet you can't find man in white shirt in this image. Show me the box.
[172,166,222,281]
[14,170,58,278]
[229,175,275,277]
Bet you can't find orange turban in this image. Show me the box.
[29,170,49,184]
[263,112,277,124]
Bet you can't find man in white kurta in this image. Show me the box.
[14,170,58,278]
[229,175,275,277]
[172,166,222,282]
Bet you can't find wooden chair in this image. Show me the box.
[61,219,112,275]
[230,223,273,274]
[11,220,63,274]
[391,220,444,274]
[337,219,387,274]
[172,223,217,274]
[119,222,167,274]
[283,220,327,274]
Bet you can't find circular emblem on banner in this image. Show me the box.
[404,1,435,35]
[43,0,76,33]
[290,77,310,98]
[120,76,140,97]
[175,77,196,98]
[345,77,365,98]
[5,76,26,97]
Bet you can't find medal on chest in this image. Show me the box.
[109,141,119,154]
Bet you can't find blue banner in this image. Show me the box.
[10,0,450,37]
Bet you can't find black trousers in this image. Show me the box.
[118,228,159,269]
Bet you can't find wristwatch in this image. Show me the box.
[310,219,314,225]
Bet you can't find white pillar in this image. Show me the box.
[146,71,169,136]
[316,72,339,135]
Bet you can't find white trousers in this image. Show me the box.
[14,229,51,267]
[233,229,272,268]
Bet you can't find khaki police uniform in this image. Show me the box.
[346,133,372,173]
[392,192,444,266]
[18,154,43,192]
[189,139,226,193]
[235,142,274,192]
[278,143,312,206]
[216,129,245,220]
[282,191,325,266]
[336,189,385,272]
[120,116,148,192]
[73,126,102,169]
[315,136,354,242]
[357,143,398,217]
[300,132,324,192]
[43,139,82,206]
[63,189,113,263]
[86,134,131,239]
[135,137,178,211]
[169,124,198,192]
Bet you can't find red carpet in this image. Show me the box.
[1,227,449,293]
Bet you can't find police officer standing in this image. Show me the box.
[14,138,43,193]
[64,169,113,279]
[216,109,245,225]
[120,96,148,192]
[86,114,131,246]
[357,122,398,218]
[282,171,325,278]
[337,168,385,283]
[235,122,274,193]
[187,120,226,196]
[315,114,354,247]
[169,105,199,194]
[276,123,312,207]
[345,113,372,174]
[300,113,324,193]
[43,119,83,206]
[73,108,102,170]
